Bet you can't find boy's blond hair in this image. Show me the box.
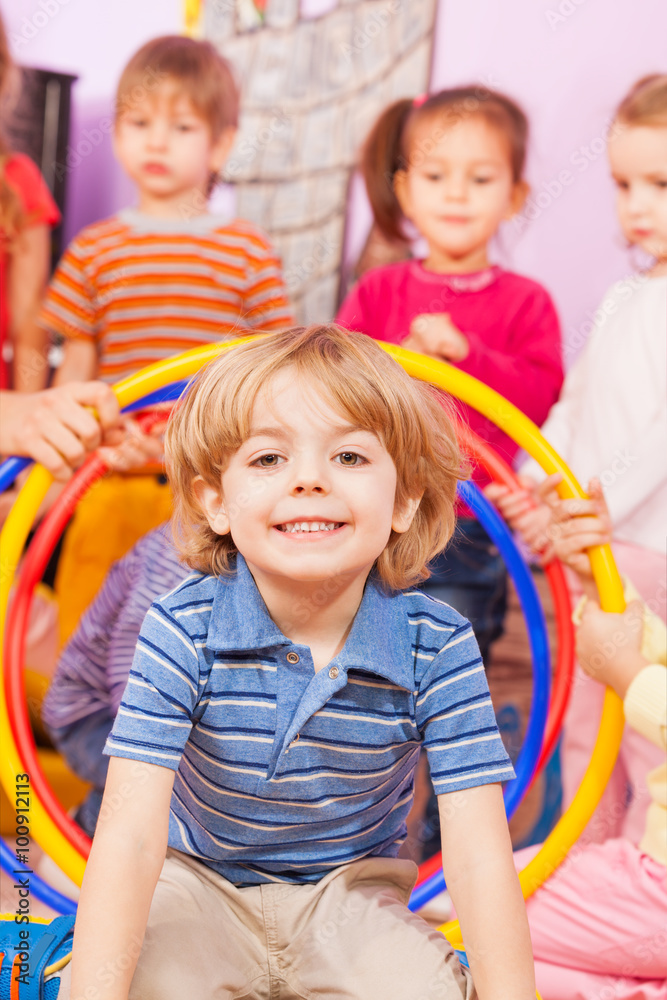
[166,326,467,591]
[115,35,239,138]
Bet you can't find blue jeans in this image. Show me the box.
[48,710,113,837]
[420,517,507,664]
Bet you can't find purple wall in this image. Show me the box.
[5,0,666,359]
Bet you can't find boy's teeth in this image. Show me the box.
[283,522,338,533]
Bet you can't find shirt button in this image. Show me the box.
[286,652,299,664]
[328,666,339,680]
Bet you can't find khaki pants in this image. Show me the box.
[128,849,476,1000]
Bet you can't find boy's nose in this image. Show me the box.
[293,483,326,494]
[289,457,331,495]
[146,123,169,149]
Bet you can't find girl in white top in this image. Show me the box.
[488,75,667,847]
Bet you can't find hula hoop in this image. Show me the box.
[408,477,549,911]
[0,837,77,915]
[0,456,30,493]
[458,426,575,776]
[0,339,625,945]
[4,407,178,870]
[414,429,576,891]
[4,407,549,884]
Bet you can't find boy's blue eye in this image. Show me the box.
[335,452,365,467]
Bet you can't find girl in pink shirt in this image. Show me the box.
[337,87,563,691]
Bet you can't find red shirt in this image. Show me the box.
[0,153,60,388]
[336,261,564,479]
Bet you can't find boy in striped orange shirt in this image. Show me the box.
[37,35,294,639]
[41,34,293,385]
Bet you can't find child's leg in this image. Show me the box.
[279,856,474,999]
[128,851,269,999]
[532,961,667,1000]
[128,852,474,1000]
[515,841,667,998]
[560,665,629,843]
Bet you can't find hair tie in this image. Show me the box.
[413,93,428,108]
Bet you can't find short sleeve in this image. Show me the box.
[241,229,294,331]
[415,621,515,794]
[105,601,201,771]
[39,236,98,340]
[4,153,60,228]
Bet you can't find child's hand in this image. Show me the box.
[98,412,169,473]
[402,313,470,362]
[0,382,121,481]
[485,475,538,528]
[548,478,612,577]
[576,599,647,698]
[485,474,561,559]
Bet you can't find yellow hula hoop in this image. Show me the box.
[0,340,625,937]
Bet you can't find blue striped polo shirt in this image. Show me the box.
[106,555,514,886]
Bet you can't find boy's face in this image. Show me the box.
[609,124,667,263]
[113,80,234,213]
[194,372,419,592]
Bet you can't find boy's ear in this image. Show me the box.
[192,476,230,535]
[210,125,237,174]
[392,494,422,534]
[505,180,529,219]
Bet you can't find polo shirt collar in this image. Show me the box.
[206,556,414,691]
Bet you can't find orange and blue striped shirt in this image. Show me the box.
[39,209,294,382]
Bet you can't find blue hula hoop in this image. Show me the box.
[408,478,550,911]
[0,836,77,915]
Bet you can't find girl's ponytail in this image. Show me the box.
[361,97,413,243]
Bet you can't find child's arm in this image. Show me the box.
[439,783,535,999]
[70,756,175,1000]
[9,223,52,392]
[53,338,99,384]
[576,599,648,697]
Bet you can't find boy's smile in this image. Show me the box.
[194,371,419,600]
